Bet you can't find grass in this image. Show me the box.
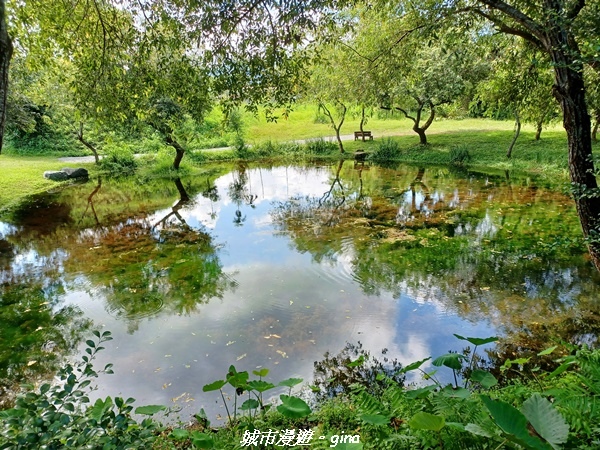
[0,156,97,211]
[1,112,588,214]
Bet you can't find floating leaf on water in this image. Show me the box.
[276,350,288,358]
[271,334,281,339]
[236,353,247,361]
[226,341,236,346]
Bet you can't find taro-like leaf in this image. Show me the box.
[471,370,498,389]
[432,353,466,370]
[405,385,437,399]
[521,394,569,449]
[191,431,215,449]
[252,368,269,377]
[247,380,275,392]
[135,404,167,416]
[409,412,445,431]
[439,386,471,399]
[240,399,260,410]
[398,357,431,374]
[453,334,498,346]
[278,377,303,388]
[359,414,390,425]
[202,380,226,392]
[171,428,190,440]
[465,423,495,438]
[277,395,311,418]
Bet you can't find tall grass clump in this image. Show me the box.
[369,137,402,162]
[448,145,472,166]
[306,138,337,155]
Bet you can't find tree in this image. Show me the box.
[0,0,11,154]
[462,0,600,268]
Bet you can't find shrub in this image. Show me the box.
[306,138,337,155]
[369,137,402,162]
[449,145,472,166]
[98,145,138,174]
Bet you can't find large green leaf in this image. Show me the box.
[252,368,269,377]
[135,404,167,416]
[191,431,215,449]
[480,395,551,450]
[470,370,498,389]
[408,412,445,431]
[277,395,311,418]
[202,380,226,392]
[240,399,260,410]
[432,353,466,370]
[398,357,431,374]
[439,386,471,399]
[453,334,498,346]
[521,394,569,449]
[278,377,303,388]
[247,380,275,392]
[405,385,437,399]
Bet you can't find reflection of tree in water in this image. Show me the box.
[0,283,90,408]
[65,178,236,333]
[227,163,257,227]
[202,177,220,221]
[272,165,600,367]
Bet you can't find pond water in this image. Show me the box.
[1,160,600,420]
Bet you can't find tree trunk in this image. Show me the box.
[507,110,521,158]
[165,134,185,169]
[593,113,599,142]
[359,106,366,141]
[0,0,12,155]
[552,55,600,270]
[535,120,543,141]
[77,122,100,164]
[320,101,346,153]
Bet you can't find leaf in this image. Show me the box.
[171,428,190,440]
[190,431,215,449]
[409,412,446,431]
[405,385,437,399]
[537,346,558,356]
[432,353,466,370]
[135,404,167,415]
[247,380,275,392]
[480,395,550,449]
[278,377,303,388]
[202,380,226,392]
[470,370,498,389]
[252,368,269,377]
[398,357,431,374]
[453,334,498,346]
[465,423,494,438]
[521,394,569,449]
[439,386,471,399]
[240,399,260,410]
[90,397,113,422]
[359,413,390,425]
[277,395,311,418]
[86,339,96,348]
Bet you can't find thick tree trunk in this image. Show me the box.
[165,134,185,169]
[0,0,13,155]
[506,110,521,158]
[552,57,600,269]
[535,120,543,141]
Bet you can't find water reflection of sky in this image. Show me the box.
[1,163,591,423]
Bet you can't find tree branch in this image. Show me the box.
[476,0,546,44]
[469,7,543,48]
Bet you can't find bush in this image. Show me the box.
[98,145,138,174]
[449,145,472,166]
[369,137,402,162]
[306,138,337,155]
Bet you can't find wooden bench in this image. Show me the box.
[354,131,373,141]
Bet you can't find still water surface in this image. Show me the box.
[1,160,599,420]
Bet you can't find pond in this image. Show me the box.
[1,160,600,421]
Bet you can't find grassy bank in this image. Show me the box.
[0,118,588,213]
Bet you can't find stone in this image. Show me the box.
[61,167,89,179]
[44,171,69,181]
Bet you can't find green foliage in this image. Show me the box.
[448,145,471,166]
[98,145,138,175]
[305,138,337,155]
[369,138,402,163]
[0,331,163,449]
